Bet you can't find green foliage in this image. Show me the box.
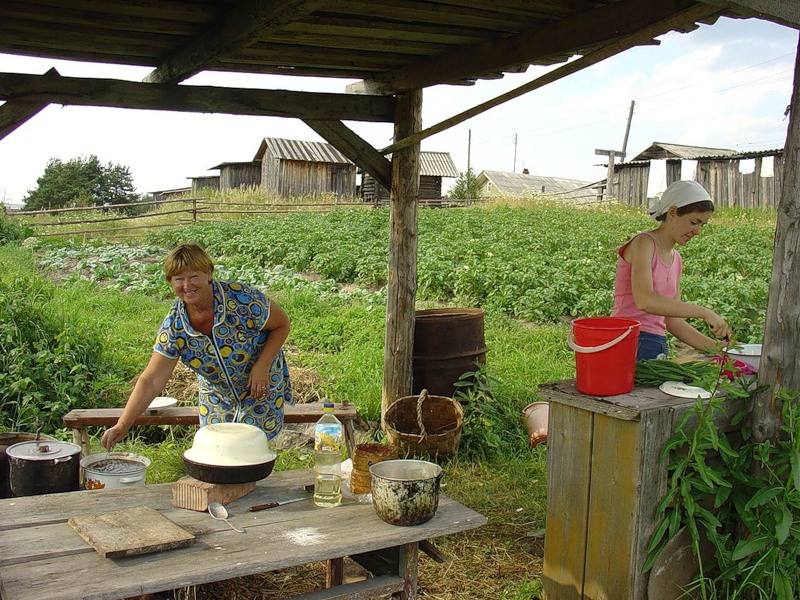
[453,362,529,460]
[646,377,800,599]
[0,275,126,433]
[447,167,481,199]
[0,211,32,245]
[22,155,141,211]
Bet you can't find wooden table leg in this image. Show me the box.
[343,419,356,459]
[398,541,419,600]
[73,428,90,458]
[326,557,344,588]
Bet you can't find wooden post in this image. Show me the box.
[752,36,800,443]
[382,90,422,420]
[606,151,616,199]
[192,197,197,222]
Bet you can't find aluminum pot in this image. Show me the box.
[6,440,81,497]
[81,452,151,490]
[370,459,444,526]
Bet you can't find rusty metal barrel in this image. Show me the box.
[412,308,488,397]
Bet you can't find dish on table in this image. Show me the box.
[659,381,711,399]
[148,396,178,410]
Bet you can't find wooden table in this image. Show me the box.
[0,469,486,600]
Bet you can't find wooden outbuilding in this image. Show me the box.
[150,187,190,203]
[210,161,261,192]
[610,141,784,208]
[187,175,219,195]
[253,137,356,199]
[361,151,459,203]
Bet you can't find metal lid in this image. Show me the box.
[5,440,81,461]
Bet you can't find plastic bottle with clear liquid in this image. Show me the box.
[314,402,343,507]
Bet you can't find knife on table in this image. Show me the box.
[249,497,307,512]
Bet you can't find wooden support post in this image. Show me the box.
[398,542,419,600]
[382,90,422,421]
[326,557,344,588]
[606,151,616,199]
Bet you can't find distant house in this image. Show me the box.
[611,141,784,208]
[361,151,460,202]
[210,161,261,191]
[188,175,220,194]
[253,137,357,198]
[476,169,595,202]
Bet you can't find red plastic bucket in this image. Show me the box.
[568,317,640,396]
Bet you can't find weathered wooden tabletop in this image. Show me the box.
[0,469,486,600]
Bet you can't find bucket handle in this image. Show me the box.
[416,390,429,439]
[567,325,636,354]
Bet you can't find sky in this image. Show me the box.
[0,15,797,206]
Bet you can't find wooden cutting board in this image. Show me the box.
[68,506,196,559]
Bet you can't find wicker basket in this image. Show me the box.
[384,389,464,459]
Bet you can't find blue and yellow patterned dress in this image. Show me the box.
[153,281,292,440]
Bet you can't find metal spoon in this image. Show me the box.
[208,502,246,533]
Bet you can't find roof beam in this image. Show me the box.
[303,119,393,190]
[0,67,59,142]
[697,0,800,28]
[143,0,325,84]
[348,0,703,95]
[381,2,722,154]
[0,71,395,122]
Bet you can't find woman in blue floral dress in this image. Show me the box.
[101,243,292,449]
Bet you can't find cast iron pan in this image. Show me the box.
[183,455,275,484]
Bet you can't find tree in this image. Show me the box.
[447,168,481,200]
[23,155,140,211]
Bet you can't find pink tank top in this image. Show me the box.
[612,232,682,336]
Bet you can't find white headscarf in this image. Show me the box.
[648,180,712,220]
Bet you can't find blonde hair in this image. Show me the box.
[164,243,214,280]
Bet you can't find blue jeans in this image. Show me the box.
[637,331,668,361]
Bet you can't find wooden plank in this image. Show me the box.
[583,415,640,599]
[281,574,405,599]
[538,380,642,420]
[68,506,196,559]
[171,476,257,512]
[541,402,593,600]
[0,71,395,123]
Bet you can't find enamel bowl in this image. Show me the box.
[183,423,276,467]
[726,343,761,370]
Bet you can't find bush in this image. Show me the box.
[0,211,32,245]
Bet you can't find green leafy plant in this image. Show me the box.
[453,361,528,460]
[645,370,800,599]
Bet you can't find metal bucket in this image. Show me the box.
[369,459,444,526]
[412,308,488,397]
[81,452,151,490]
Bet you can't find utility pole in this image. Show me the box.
[512,133,518,173]
[595,100,635,201]
[621,100,635,159]
[467,128,471,174]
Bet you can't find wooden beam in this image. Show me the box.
[348,0,705,95]
[144,0,325,83]
[0,71,394,123]
[382,89,422,420]
[0,67,58,142]
[302,119,393,191]
[698,0,800,28]
[380,2,721,154]
[751,32,800,442]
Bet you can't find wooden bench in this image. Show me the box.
[63,403,359,459]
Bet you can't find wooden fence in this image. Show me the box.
[8,196,473,238]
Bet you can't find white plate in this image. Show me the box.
[659,381,711,399]
[148,396,177,410]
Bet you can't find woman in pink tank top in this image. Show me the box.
[612,180,730,360]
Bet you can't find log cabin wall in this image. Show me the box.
[362,174,443,202]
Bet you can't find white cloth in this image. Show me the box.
[648,180,712,220]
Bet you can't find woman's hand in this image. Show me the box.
[248,364,271,398]
[703,309,731,340]
[101,424,129,450]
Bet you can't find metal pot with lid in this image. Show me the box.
[6,440,81,497]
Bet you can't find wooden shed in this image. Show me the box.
[611,142,784,208]
[210,161,261,191]
[150,186,190,203]
[188,175,219,195]
[476,169,596,202]
[253,137,356,199]
[361,151,459,202]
